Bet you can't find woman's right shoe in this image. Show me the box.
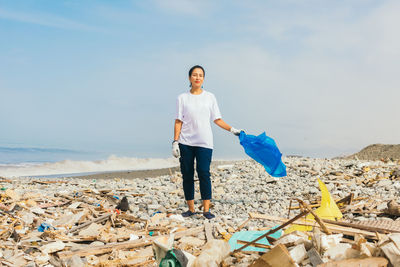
[203,211,215,219]
[182,210,196,217]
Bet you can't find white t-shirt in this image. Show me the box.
[176,90,222,149]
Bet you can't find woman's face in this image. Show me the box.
[189,68,204,88]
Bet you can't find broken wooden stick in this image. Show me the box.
[289,193,354,210]
[67,213,112,234]
[250,213,379,239]
[237,240,271,249]
[58,226,204,259]
[117,214,146,223]
[236,218,251,232]
[231,210,309,254]
[287,199,293,218]
[296,198,331,235]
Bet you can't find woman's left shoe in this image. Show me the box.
[182,210,196,217]
[203,211,215,219]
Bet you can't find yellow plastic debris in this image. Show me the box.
[313,178,343,220]
[363,166,370,172]
[221,232,232,241]
[285,179,343,234]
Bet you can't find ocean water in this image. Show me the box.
[0,147,179,178]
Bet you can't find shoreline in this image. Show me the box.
[63,160,237,180]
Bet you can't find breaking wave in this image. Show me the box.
[0,155,179,178]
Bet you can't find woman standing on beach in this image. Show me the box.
[172,65,242,219]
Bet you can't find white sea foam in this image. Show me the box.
[0,155,179,178]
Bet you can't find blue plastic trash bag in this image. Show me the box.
[239,131,286,177]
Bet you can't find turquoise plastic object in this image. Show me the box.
[239,131,286,177]
[228,227,283,252]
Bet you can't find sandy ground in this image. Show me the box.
[71,160,234,180]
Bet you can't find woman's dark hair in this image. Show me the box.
[188,65,205,77]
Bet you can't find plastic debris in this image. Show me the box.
[38,223,55,232]
[228,228,283,252]
[239,131,286,177]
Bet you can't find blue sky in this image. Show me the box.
[1,0,399,159]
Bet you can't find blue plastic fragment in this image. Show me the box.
[113,195,120,200]
[239,131,287,177]
[228,227,283,252]
[38,223,55,232]
[151,211,161,217]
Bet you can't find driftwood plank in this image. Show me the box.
[58,226,204,259]
[58,238,154,259]
[67,213,111,234]
[204,221,214,242]
[237,240,271,249]
[317,257,388,267]
[322,218,400,234]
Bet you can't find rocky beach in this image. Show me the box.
[1,149,400,266]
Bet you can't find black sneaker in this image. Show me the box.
[182,210,196,217]
[203,211,215,219]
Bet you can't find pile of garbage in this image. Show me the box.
[1,157,400,266]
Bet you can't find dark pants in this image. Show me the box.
[179,143,213,200]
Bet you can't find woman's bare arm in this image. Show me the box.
[214,118,232,131]
[174,119,183,141]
